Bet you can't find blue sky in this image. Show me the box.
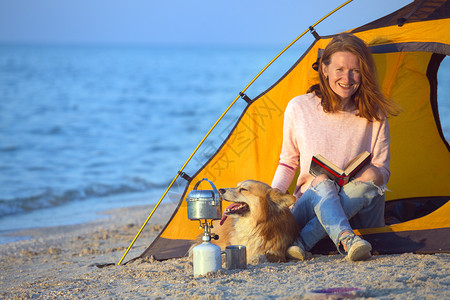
[0,0,412,46]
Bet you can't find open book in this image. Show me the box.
[309,151,372,186]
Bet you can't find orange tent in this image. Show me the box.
[129,0,450,261]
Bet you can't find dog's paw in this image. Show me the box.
[249,254,268,264]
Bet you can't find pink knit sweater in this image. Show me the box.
[271,93,391,198]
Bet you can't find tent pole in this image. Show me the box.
[239,0,353,93]
[117,0,353,265]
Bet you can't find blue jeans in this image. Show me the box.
[291,179,385,251]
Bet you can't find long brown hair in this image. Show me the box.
[308,33,400,121]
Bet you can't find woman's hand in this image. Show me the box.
[354,165,384,186]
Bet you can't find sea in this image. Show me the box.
[0,44,449,244]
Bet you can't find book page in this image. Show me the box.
[343,151,371,175]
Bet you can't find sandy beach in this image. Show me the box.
[1,203,449,299]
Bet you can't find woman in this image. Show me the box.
[271,33,400,261]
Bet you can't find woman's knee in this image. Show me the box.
[342,180,383,201]
[311,174,329,187]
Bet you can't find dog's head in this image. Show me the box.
[218,180,296,225]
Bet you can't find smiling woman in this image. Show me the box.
[309,33,400,120]
[272,32,401,262]
[322,51,361,109]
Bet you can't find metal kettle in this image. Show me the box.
[186,178,222,221]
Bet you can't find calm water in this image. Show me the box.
[0,44,303,242]
[0,44,448,243]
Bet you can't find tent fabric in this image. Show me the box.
[139,0,450,261]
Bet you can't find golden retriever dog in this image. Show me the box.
[211,180,300,263]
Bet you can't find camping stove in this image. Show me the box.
[186,178,222,277]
